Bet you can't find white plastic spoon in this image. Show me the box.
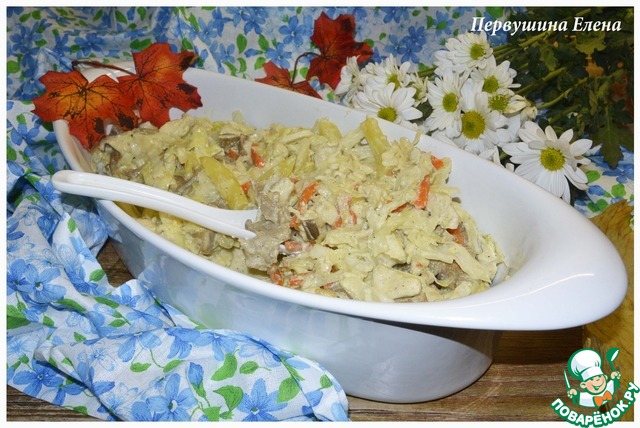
[51,170,258,239]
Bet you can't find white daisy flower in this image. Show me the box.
[478,146,502,165]
[453,80,508,154]
[502,121,592,203]
[335,56,369,103]
[445,31,493,75]
[409,73,429,107]
[433,49,455,77]
[424,72,464,138]
[365,54,413,90]
[470,56,519,94]
[352,83,422,126]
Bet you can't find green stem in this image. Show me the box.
[547,104,581,125]
[417,65,436,79]
[516,66,567,96]
[537,78,588,110]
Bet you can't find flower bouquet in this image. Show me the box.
[256,8,633,208]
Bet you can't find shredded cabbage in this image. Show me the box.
[92,114,505,302]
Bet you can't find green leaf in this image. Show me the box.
[254,57,266,70]
[115,10,127,24]
[95,296,119,309]
[188,13,199,32]
[611,183,627,198]
[7,144,17,161]
[225,61,238,76]
[320,374,333,389]
[595,117,633,168]
[58,298,86,313]
[67,217,77,233]
[194,381,207,399]
[62,357,74,367]
[277,377,300,403]
[237,34,247,54]
[239,361,259,375]
[130,39,152,51]
[182,37,194,51]
[539,44,558,72]
[7,312,30,330]
[131,362,152,372]
[74,332,86,342]
[486,7,504,20]
[8,60,20,74]
[211,354,238,381]
[202,406,221,421]
[42,315,55,327]
[575,31,606,56]
[586,170,601,184]
[214,385,243,411]
[71,406,89,415]
[48,358,58,369]
[163,359,183,373]
[89,269,106,283]
[109,319,126,328]
[137,7,146,20]
[238,57,247,74]
[258,34,269,51]
[220,411,234,420]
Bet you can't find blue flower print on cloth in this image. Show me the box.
[6,100,348,422]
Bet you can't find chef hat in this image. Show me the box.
[568,349,604,382]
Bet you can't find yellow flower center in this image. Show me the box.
[378,107,398,122]
[540,147,565,171]
[489,94,509,113]
[442,93,458,112]
[461,111,486,139]
[388,74,400,89]
[470,43,486,60]
[483,76,499,93]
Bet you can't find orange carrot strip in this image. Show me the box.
[268,267,284,285]
[391,202,409,213]
[447,226,465,245]
[297,182,318,212]
[284,240,303,253]
[251,148,266,168]
[241,181,251,196]
[431,155,445,170]
[414,175,430,209]
[227,148,240,160]
[288,275,304,288]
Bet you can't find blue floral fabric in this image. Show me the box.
[6,6,633,421]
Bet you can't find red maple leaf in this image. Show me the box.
[307,12,373,89]
[255,62,321,99]
[32,69,138,151]
[117,43,202,128]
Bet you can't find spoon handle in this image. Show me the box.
[52,170,257,239]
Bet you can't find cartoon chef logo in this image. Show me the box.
[565,348,621,408]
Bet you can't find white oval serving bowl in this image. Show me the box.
[54,63,627,403]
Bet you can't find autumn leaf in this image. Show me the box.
[255,61,321,99]
[307,12,373,89]
[117,42,202,128]
[32,69,137,151]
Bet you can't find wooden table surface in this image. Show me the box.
[7,239,583,422]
